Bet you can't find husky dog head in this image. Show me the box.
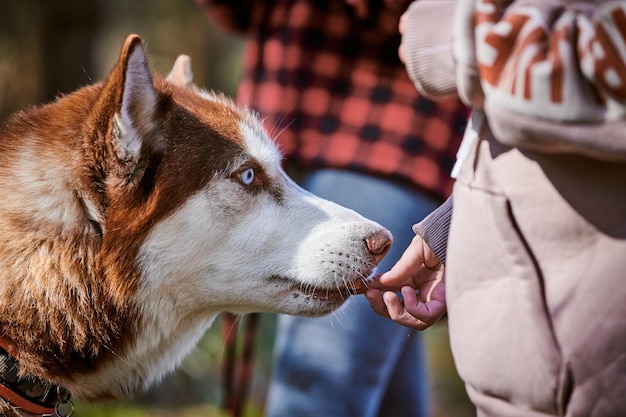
[0,35,392,401]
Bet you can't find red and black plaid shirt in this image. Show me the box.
[197,0,469,199]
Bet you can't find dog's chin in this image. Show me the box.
[265,274,370,317]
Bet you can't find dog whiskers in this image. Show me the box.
[272,118,295,143]
[102,344,132,366]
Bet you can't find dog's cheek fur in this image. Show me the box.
[0,108,141,388]
[0,217,139,383]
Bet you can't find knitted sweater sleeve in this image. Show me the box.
[194,0,256,34]
[453,0,626,161]
[401,1,458,99]
[403,0,626,161]
[412,196,453,265]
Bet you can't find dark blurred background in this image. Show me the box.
[0,1,473,416]
[0,0,243,121]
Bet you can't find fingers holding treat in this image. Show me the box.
[365,283,446,331]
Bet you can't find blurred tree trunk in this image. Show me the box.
[39,0,102,100]
[0,0,41,120]
[0,0,101,120]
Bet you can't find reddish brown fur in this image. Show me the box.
[0,35,393,416]
[0,35,246,403]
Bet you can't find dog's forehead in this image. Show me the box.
[177,87,282,168]
[238,114,282,167]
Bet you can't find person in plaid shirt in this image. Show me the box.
[196,1,469,416]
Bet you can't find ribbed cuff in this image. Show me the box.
[412,195,453,264]
[402,0,458,99]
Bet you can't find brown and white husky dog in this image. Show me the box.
[0,35,391,416]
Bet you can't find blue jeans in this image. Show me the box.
[264,168,439,417]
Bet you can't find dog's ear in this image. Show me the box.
[79,35,166,233]
[112,34,162,165]
[96,34,166,189]
[166,55,194,88]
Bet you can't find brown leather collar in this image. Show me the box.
[0,336,63,416]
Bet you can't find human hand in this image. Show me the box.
[364,234,446,330]
[345,0,369,19]
[398,9,408,63]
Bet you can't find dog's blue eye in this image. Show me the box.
[240,168,255,185]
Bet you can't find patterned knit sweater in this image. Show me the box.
[403,0,626,261]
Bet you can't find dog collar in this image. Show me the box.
[0,336,68,416]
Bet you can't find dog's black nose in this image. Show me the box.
[365,228,393,264]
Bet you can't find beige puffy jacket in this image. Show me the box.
[404,1,626,416]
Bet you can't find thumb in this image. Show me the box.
[378,235,427,287]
